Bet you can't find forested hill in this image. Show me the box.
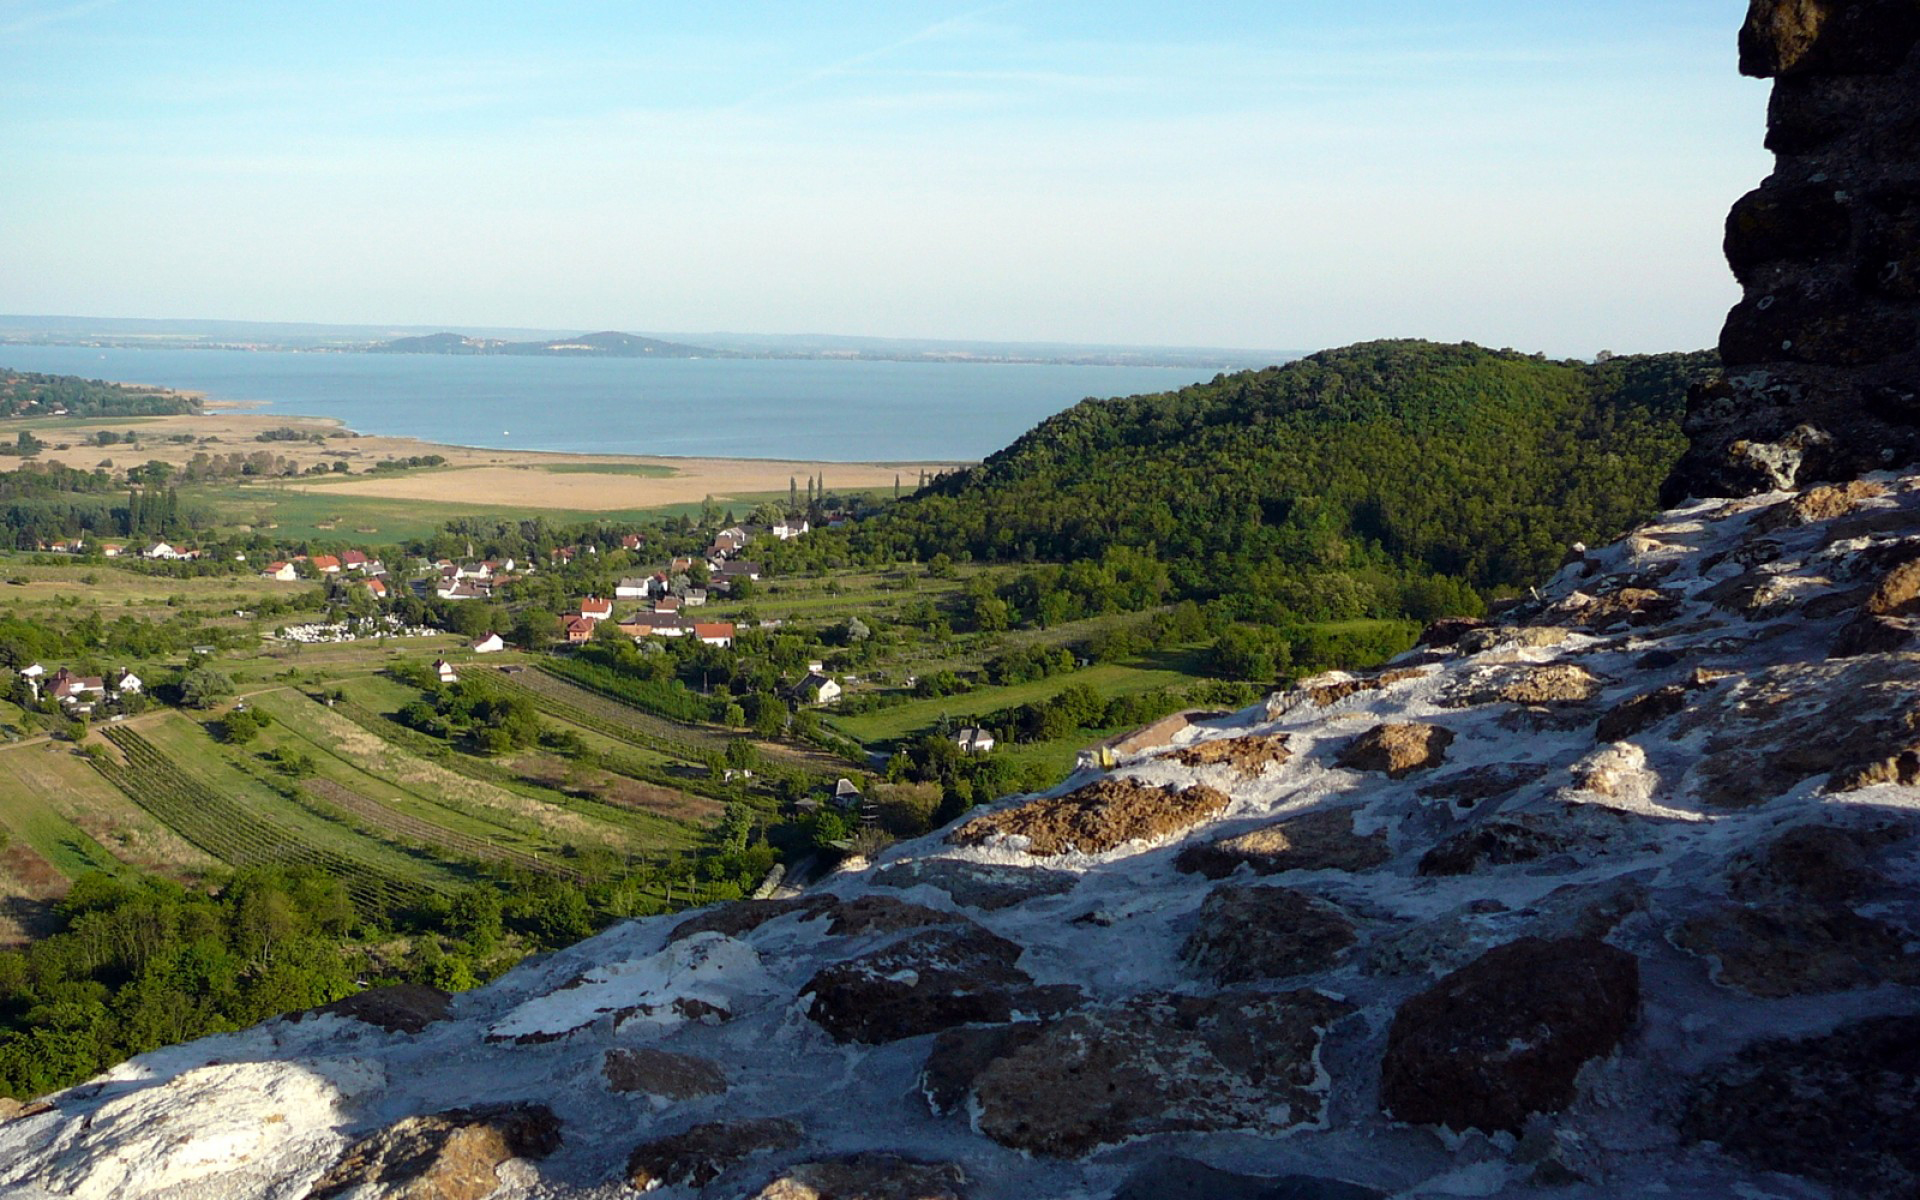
[859,340,1714,606]
[0,368,202,418]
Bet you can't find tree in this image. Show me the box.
[179,667,233,709]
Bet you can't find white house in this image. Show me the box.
[771,517,810,540]
[952,727,995,755]
[261,561,298,581]
[112,669,143,697]
[791,663,841,706]
[433,659,460,684]
[693,622,735,648]
[472,633,506,654]
[614,577,652,600]
[579,596,614,622]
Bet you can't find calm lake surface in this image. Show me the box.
[0,346,1220,462]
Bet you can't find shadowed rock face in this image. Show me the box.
[1379,937,1639,1135]
[1685,1015,1920,1197]
[1665,0,1920,501]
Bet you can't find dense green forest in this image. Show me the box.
[787,341,1712,618]
[0,369,202,419]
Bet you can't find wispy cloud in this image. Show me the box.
[725,0,1031,112]
[0,0,117,39]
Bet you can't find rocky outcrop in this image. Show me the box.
[1334,723,1454,777]
[800,926,1079,1043]
[1174,806,1389,877]
[625,1117,802,1191]
[298,985,453,1036]
[1685,1015,1920,1197]
[1665,0,1920,501]
[872,858,1078,910]
[601,1047,728,1100]
[949,777,1230,855]
[307,1103,562,1200]
[1180,885,1358,983]
[1160,731,1292,775]
[1379,938,1639,1134]
[956,990,1355,1157]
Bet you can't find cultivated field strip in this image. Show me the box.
[496,668,727,755]
[301,779,585,882]
[92,728,440,908]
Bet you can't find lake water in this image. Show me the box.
[0,345,1218,462]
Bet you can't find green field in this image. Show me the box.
[536,462,676,477]
[826,658,1202,746]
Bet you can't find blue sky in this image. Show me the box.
[0,1,1768,354]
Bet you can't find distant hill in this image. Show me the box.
[371,330,727,358]
[848,340,1715,608]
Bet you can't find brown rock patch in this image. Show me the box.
[1161,731,1292,776]
[298,984,452,1035]
[965,989,1355,1158]
[822,895,959,937]
[948,777,1230,856]
[1174,807,1389,877]
[1595,685,1692,741]
[1180,885,1357,984]
[1415,762,1552,807]
[602,1047,728,1100]
[1336,723,1454,778]
[800,926,1080,1044]
[626,1118,802,1192]
[1303,667,1431,707]
[306,1103,562,1200]
[1380,937,1639,1135]
[670,894,838,942]
[1669,901,1920,996]
[1443,663,1604,708]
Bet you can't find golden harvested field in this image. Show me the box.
[3,408,963,511]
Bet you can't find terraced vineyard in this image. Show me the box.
[91,727,446,909]
[506,667,729,755]
[301,779,585,883]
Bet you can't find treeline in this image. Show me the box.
[762,342,1711,617]
[0,369,201,418]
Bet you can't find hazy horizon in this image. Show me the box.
[2,2,1767,358]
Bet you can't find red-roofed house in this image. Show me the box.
[361,578,388,598]
[342,550,370,571]
[693,622,736,648]
[579,596,613,621]
[310,554,342,574]
[563,616,596,643]
[261,561,298,581]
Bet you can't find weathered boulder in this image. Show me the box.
[1684,1015,1920,1197]
[801,926,1080,1044]
[872,857,1078,910]
[1595,684,1691,741]
[296,984,453,1036]
[486,933,771,1044]
[602,1047,728,1100]
[1414,761,1551,808]
[822,895,959,937]
[1669,901,1920,996]
[1417,802,1657,877]
[670,894,838,941]
[1830,612,1915,656]
[1731,822,1891,902]
[1335,723,1454,778]
[1174,806,1389,878]
[1299,667,1431,707]
[1442,663,1603,707]
[1755,479,1887,529]
[949,777,1230,856]
[626,1117,802,1192]
[964,990,1355,1157]
[307,1103,562,1200]
[1379,937,1639,1134]
[1416,616,1488,648]
[1541,587,1680,631]
[748,1154,968,1200]
[1180,885,1358,984]
[1107,1156,1386,1200]
[1459,624,1573,653]
[1162,731,1292,776]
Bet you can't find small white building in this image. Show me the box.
[261,561,298,582]
[112,669,143,697]
[472,633,506,654]
[952,727,995,755]
[433,659,459,684]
